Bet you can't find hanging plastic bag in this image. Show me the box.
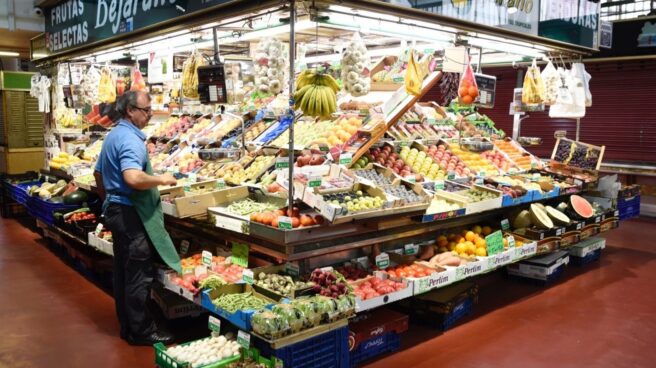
[541,59,559,105]
[522,59,545,106]
[97,67,116,103]
[572,62,591,107]
[549,67,585,118]
[457,53,478,105]
[130,68,147,92]
[181,51,206,99]
[404,49,422,96]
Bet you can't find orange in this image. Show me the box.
[461,95,473,104]
[475,238,486,248]
[437,235,448,246]
[456,236,465,244]
[448,242,457,251]
[465,231,476,242]
[475,247,487,257]
[458,87,469,98]
[465,242,476,254]
[468,86,479,98]
[503,238,509,248]
[455,243,467,254]
[482,226,492,236]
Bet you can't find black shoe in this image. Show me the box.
[127,330,174,346]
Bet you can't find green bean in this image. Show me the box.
[211,292,268,313]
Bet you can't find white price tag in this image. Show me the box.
[94,223,104,236]
[208,316,221,333]
[404,243,418,255]
[375,253,389,269]
[242,269,254,284]
[237,330,251,348]
[507,235,515,248]
[201,250,213,266]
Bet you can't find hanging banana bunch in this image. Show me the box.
[181,51,206,99]
[294,70,339,118]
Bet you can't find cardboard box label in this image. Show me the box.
[455,259,486,281]
[215,215,250,235]
[415,268,455,294]
[513,242,537,260]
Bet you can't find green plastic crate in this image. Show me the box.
[154,338,241,368]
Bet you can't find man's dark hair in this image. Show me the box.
[116,90,150,117]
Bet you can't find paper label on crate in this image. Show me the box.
[501,218,510,231]
[237,330,251,349]
[514,242,537,260]
[231,242,249,267]
[375,253,390,269]
[404,243,419,255]
[531,161,538,169]
[242,269,254,284]
[356,256,370,268]
[94,223,104,236]
[216,179,226,189]
[201,250,213,267]
[416,268,455,293]
[447,171,456,180]
[434,180,445,190]
[208,316,221,333]
[339,153,353,165]
[614,210,620,217]
[188,173,198,183]
[275,157,290,169]
[319,266,334,273]
[475,177,484,185]
[215,215,249,235]
[278,216,292,230]
[308,175,322,188]
[180,240,190,255]
[595,216,601,223]
[285,262,300,277]
[576,222,583,230]
[485,230,504,256]
[455,260,485,280]
[194,265,207,278]
[427,118,437,125]
[404,176,416,183]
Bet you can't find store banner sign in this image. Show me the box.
[44,0,231,54]
[538,0,600,49]
[381,0,539,36]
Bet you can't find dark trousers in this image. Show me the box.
[103,203,156,339]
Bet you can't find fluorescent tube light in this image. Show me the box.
[0,51,19,56]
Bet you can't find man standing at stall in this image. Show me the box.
[94,90,181,345]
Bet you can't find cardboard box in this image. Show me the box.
[208,187,285,234]
[568,236,606,257]
[507,250,569,280]
[156,268,201,303]
[351,274,413,312]
[87,232,113,256]
[452,184,503,214]
[160,180,228,218]
[421,191,467,223]
[151,284,206,319]
[451,257,488,282]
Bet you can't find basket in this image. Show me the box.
[256,325,350,368]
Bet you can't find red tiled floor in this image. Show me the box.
[1,216,655,367]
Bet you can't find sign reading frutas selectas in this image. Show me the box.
[43,0,233,55]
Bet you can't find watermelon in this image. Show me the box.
[63,190,88,205]
[568,195,593,219]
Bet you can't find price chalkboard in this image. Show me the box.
[474,73,496,108]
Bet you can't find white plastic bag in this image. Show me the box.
[541,60,559,105]
[549,67,585,118]
[572,62,591,107]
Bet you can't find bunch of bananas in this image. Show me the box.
[182,51,206,99]
[294,70,339,118]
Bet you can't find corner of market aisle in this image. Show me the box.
[2,1,650,367]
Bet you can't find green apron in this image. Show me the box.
[129,159,181,274]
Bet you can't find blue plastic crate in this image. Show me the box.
[27,196,82,226]
[441,297,473,331]
[200,289,270,331]
[618,195,640,220]
[10,181,40,205]
[350,332,400,368]
[570,249,601,266]
[257,326,350,368]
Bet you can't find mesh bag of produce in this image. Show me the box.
[457,54,479,105]
[521,59,545,105]
[130,68,147,92]
[253,37,288,95]
[342,32,371,97]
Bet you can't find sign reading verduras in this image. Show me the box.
[43,0,231,55]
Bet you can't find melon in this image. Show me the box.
[568,195,593,219]
[530,203,553,229]
[512,210,532,229]
[63,190,88,205]
[545,206,570,225]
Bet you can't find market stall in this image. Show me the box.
[10,0,634,367]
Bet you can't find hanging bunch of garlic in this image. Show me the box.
[80,66,101,105]
[253,37,288,95]
[341,33,370,97]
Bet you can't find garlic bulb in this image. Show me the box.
[253,38,288,95]
[341,33,370,97]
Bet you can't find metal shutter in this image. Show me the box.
[5,91,26,149]
[24,95,44,148]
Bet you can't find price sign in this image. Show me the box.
[318,144,329,152]
[485,230,504,256]
[242,269,254,284]
[478,170,486,178]
[475,177,484,185]
[447,171,456,180]
[208,316,221,333]
[434,180,445,190]
[339,153,353,165]
[474,73,496,108]
[183,184,192,192]
[404,175,416,183]
[275,157,290,169]
[231,242,249,267]
[404,243,418,255]
[188,172,198,183]
[375,253,389,269]
[427,118,437,125]
[237,330,251,349]
[308,176,322,188]
[94,223,104,236]
[180,240,190,255]
[501,218,510,231]
[216,179,226,189]
[531,161,538,169]
[285,262,300,276]
[278,216,292,230]
[507,235,516,248]
[201,250,213,266]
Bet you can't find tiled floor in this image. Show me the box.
[1,216,655,368]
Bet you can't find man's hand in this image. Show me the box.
[158,173,177,186]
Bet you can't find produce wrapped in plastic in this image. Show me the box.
[182,51,206,99]
[80,66,101,105]
[130,69,147,92]
[290,297,322,327]
[97,67,116,103]
[312,295,338,322]
[271,304,307,333]
[522,59,545,106]
[253,38,288,95]
[251,310,290,339]
[341,32,370,97]
[334,295,356,317]
[405,49,422,96]
[457,54,479,105]
[541,60,559,105]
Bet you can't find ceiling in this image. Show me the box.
[0,28,40,56]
